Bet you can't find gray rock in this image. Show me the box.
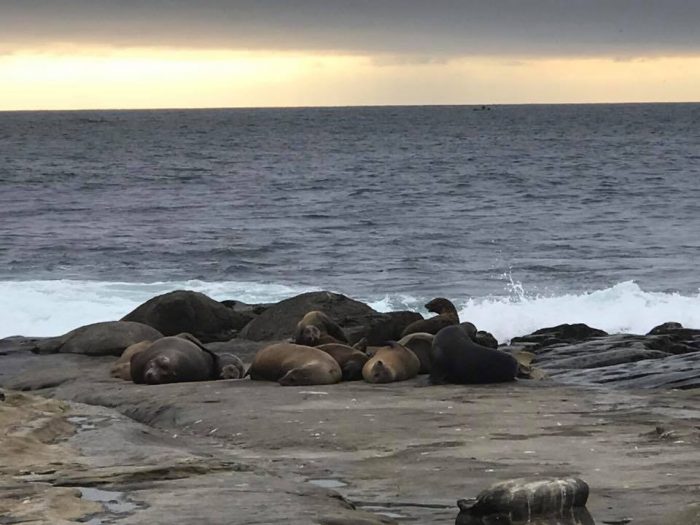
[122,290,251,342]
[238,291,377,343]
[511,324,608,351]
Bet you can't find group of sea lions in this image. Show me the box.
[109,297,521,387]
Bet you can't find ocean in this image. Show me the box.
[1,104,699,341]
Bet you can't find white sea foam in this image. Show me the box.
[1,279,699,341]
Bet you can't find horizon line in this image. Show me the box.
[1,100,699,113]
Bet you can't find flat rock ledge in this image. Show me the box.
[1,345,700,524]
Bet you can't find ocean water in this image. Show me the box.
[1,104,699,341]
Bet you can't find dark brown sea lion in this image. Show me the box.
[294,311,348,346]
[130,336,231,385]
[247,343,342,386]
[397,332,433,374]
[110,340,152,381]
[362,341,421,384]
[400,298,460,337]
[317,343,369,381]
[297,325,345,346]
[431,325,518,384]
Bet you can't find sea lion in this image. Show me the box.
[400,298,460,337]
[317,343,369,381]
[431,325,518,384]
[217,352,245,379]
[247,343,342,386]
[362,341,421,384]
[110,340,152,381]
[397,332,433,374]
[294,311,348,346]
[130,336,219,385]
[297,325,345,346]
[474,330,498,349]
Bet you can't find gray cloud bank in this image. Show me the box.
[2,0,699,57]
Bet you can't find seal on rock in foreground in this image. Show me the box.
[130,336,221,385]
[317,343,369,381]
[431,325,518,384]
[400,298,460,337]
[362,341,421,384]
[247,343,342,386]
[294,311,348,346]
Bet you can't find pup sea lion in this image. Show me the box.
[247,343,342,386]
[362,341,420,384]
[400,297,460,337]
[217,353,245,379]
[317,343,369,381]
[431,325,518,384]
[294,311,348,346]
[110,340,152,381]
[130,336,219,385]
[397,332,433,374]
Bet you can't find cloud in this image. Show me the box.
[1,0,699,58]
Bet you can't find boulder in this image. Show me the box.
[510,323,608,351]
[474,330,498,349]
[239,291,379,344]
[31,321,163,357]
[121,290,251,342]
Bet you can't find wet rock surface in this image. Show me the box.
[1,342,699,524]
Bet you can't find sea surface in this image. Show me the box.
[1,104,699,341]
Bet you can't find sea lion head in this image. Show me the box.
[219,364,242,379]
[364,359,395,383]
[296,325,321,347]
[143,355,177,384]
[278,365,317,386]
[425,297,458,316]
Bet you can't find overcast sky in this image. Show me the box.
[2,0,699,58]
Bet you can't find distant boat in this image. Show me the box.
[473,105,492,111]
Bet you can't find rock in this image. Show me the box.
[31,321,163,357]
[511,324,608,351]
[474,330,498,349]
[347,311,423,346]
[204,338,268,364]
[456,478,589,522]
[220,299,271,316]
[551,351,700,389]
[122,290,251,343]
[647,322,684,335]
[238,291,377,343]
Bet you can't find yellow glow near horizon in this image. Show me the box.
[1,48,699,110]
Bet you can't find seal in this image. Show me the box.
[362,341,421,383]
[110,340,152,381]
[430,325,518,384]
[294,311,348,346]
[216,352,245,379]
[247,343,342,386]
[130,336,220,385]
[317,343,369,381]
[397,332,434,374]
[400,298,460,337]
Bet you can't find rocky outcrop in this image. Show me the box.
[121,290,251,342]
[238,291,419,345]
[506,322,700,390]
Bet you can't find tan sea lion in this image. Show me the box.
[317,343,369,381]
[400,297,460,337]
[397,332,433,374]
[297,325,345,346]
[294,311,348,346]
[247,343,342,386]
[110,340,152,380]
[362,341,420,384]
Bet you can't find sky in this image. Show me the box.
[1,1,699,109]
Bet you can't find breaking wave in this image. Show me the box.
[1,279,699,342]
